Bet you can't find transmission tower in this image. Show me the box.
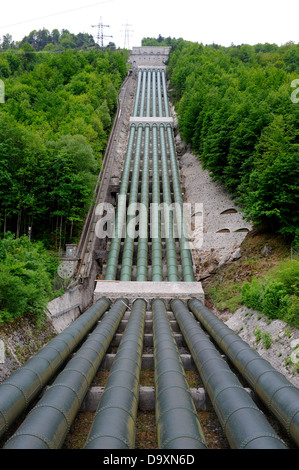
[121,22,133,50]
[92,17,113,48]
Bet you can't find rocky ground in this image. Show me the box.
[171,105,299,390]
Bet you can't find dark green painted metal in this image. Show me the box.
[166,124,194,282]
[151,124,163,281]
[105,124,136,280]
[84,298,146,449]
[136,124,150,281]
[157,69,163,117]
[171,299,287,449]
[161,69,169,118]
[0,297,110,439]
[120,124,143,281]
[4,299,128,449]
[160,124,179,281]
[132,69,142,117]
[153,299,207,449]
[152,69,157,117]
[188,298,299,447]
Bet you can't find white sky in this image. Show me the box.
[0,0,298,49]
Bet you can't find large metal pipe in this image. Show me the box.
[105,124,136,280]
[84,298,146,449]
[0,296,110,439]
[171,299,287,449]
[161,69,169,117]
[4,299,128,449]
[153,299,207,449]
[188,298,299,447]
[160,124,179,281]
[136,124,150,281]
[157,69,163,117]
[151,124,163,281]
[166,124,194,282]
[120,124,143,281]
[132,69,142,117]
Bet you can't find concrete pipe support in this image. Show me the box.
[4,299,128,449]
[84,298,146,449]
[188,298,299,447]
[153,299,207,449]
[171,299,287,449]
[0,296,110,439]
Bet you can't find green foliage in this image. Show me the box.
[0,46,128,247]
[241,260,299,327]
[167,40,299,241]
[0,233,59,324]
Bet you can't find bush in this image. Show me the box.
[241,259,299,327]
[241,279,264,310]
[0,233,59,324]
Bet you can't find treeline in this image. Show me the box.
[0,28,116,52]
[167,40,299,244]
[0,47,129,248]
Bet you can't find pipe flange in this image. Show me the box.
[3,381,31,409]
[156,405,199,424]
[239,431,286,449]
[161,433,207,449]
[32,403,72,432]
[85,432,131,449]
[94,404,137,424]
[5,430,56,449]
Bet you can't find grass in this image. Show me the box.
[203,230,291,315]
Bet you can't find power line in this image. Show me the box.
[0,0,116,29]
[121,22,133,50]
[92,17,112,48]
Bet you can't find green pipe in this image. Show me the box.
[161,69,169,117]
[151,124,163,281]
[4,299,128,449]
[120,124,143,281]
[160,124,179,281]
[153,299,207,449]
[136,124,150,281]
[146,68,151,117]
[171,299,287,449]
[139,69,147,117]
[166,124,194,282]
[152,69,157,117]
[0,297,110,439]
[157,69,163,117]
[84,298,146,449]
[105,125,136,280]
[188,298,299,447]
[133,69,142,117]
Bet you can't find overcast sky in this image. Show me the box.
[0,0,298,49]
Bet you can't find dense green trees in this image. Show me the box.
[167,41,299,243]
[0,233,59,324]
[0,29,96,52]
[0,47,129,247]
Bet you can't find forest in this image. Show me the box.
[0,31,128,323]
[0,38,128,246]
[165,39,299,245]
